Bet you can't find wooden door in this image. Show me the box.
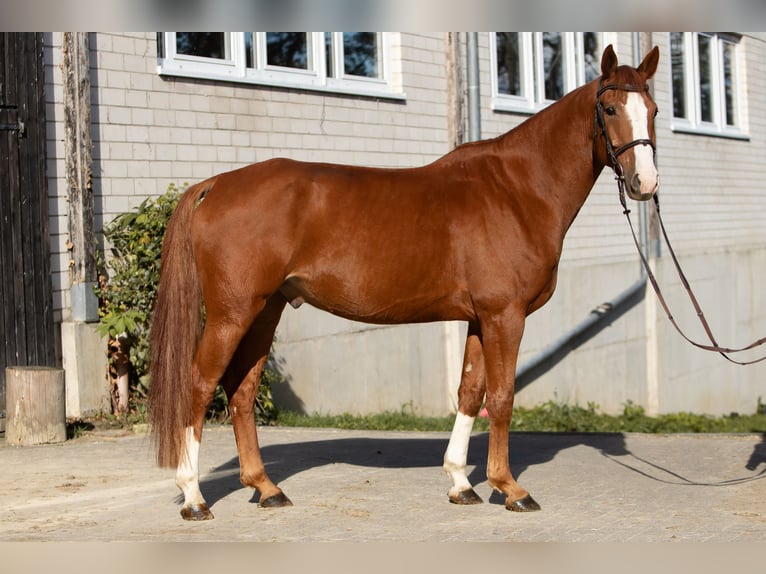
[0,33,55,427]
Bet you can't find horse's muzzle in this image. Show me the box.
[626,168,659,201]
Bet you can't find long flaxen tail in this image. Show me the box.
[148,181,211,468]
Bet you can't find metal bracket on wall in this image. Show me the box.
[0,119,26,137]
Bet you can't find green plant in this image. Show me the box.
[96,183,281,423]
[97,185,182,396]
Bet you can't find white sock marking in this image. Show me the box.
[176,426,206,508]
[443,412,476,496]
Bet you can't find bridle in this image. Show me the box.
[594,78,655,185]
[596,79,766,365]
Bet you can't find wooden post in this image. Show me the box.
[5,366,67,445]
[62,32,98,322]
[445,32,465,150]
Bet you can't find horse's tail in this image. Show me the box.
[148,181,210,468]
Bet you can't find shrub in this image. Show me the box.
[96,183,280,423]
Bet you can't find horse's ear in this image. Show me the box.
[600,44,618,77]
[637,46,660,80]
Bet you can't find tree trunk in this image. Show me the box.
[5,366,66,445]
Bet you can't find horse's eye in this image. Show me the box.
[605,106,617,116]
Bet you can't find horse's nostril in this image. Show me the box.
[631,173,642,191]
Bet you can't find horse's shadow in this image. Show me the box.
[193,431,766,510]
[192,431,632,509]
[746,434,766,471]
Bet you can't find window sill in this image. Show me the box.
[158,65,407,102]
[490,97,543,116]
[671,122,750,142]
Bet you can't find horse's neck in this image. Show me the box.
[497,82,604,231]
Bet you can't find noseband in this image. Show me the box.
[594,79,656,179]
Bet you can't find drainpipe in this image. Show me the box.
[515,37,654,392]
[466,32,481,142]
[636,31,661,415]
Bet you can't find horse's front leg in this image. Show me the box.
[481,308,541,512]
[444,322,485,504]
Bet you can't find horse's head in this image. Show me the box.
[596,45,660,201]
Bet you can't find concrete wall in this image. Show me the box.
[652,248,766,414]
[515,247,766,416]
[273,311,467,416]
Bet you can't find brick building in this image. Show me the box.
[24,32,766,417]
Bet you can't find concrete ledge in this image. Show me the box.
[61,321,110,418]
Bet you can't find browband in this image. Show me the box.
[597,82,649,97]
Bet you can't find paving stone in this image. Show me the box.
[0,427,764,541]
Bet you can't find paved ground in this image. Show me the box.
[1,425,765,541]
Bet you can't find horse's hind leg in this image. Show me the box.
[444,322,486,504]
[222,294,292,508]
[177,299,267,521]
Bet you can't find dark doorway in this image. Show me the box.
[0,33,56,428]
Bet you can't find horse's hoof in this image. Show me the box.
[449,488,484,505]
[260,491,293,508]
[180,503,214,521]
[506,494,541,512]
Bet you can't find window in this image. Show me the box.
[324,32,386,94]
[670,32,744,137]
[176,33,229,60]
[265,33,309,69]
[158,32,399,98]
[491,32,605,113]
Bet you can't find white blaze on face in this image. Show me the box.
[625,92,659,197]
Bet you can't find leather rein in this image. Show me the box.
[596,80,766,366]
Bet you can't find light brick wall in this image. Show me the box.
[46,32,454,320]
[649,33,766,254]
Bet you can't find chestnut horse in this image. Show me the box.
[148,45,660,520]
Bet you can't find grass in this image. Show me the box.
[60,400,766,438]
[273,400,766,434]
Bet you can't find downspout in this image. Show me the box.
[466,32,481,142]
[515,36,653,392]
[636,31,661,415]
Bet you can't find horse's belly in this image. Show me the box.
[278,274,474,324]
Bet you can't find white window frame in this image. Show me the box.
[325,32,390,95]
[158,32,402,99]
[670,32,746,139]
[490,32,611,114]
[247,33,325,89]
[159,33,245,81]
